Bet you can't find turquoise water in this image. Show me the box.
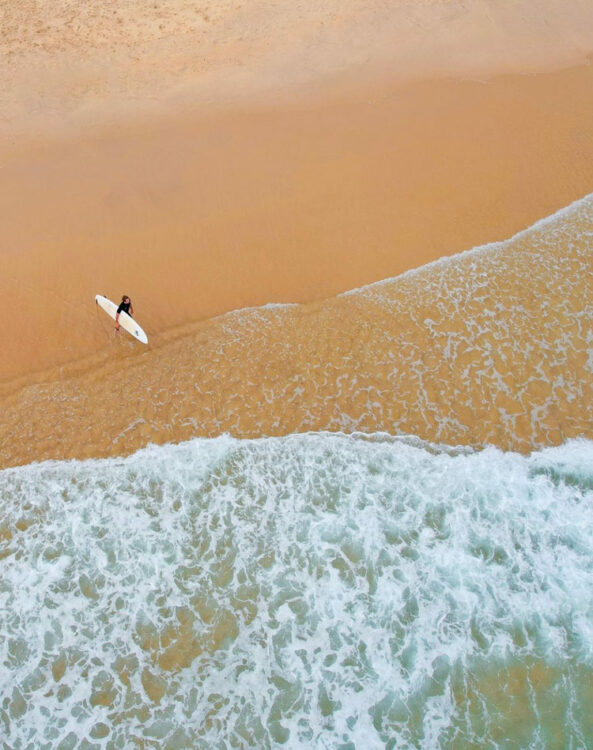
[1,433,593,748]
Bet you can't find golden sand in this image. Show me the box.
[3,0,593,139]
[1,192,592,467]
[2,63,593,384]
[1,0,593,466]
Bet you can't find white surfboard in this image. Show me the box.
[95,294,148,344]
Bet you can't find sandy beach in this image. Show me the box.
[1,0,593,462]
[3,0,593,139]
[2,189,592,467]
[3,4,593,746]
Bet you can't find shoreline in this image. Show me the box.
[2,184,590,399]
[2,0,593,467]
[2,61,593,384]
[1,191,592,468]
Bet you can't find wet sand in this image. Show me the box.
[2,63,593,384]
[1,191,592,467]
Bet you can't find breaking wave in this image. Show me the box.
[2,433,593,747]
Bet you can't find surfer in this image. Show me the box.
[114,295,134,332]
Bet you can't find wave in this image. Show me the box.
[2,433,593,747]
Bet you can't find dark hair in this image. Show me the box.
[122,295,129,302]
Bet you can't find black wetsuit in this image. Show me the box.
[117,301,132,316]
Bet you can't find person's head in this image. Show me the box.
[122,295,130,304]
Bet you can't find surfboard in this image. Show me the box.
[95,294,148,344]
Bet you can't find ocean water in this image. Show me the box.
[2,433,593,748]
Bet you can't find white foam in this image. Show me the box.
[1,433,593,746]
[340,190,593,298]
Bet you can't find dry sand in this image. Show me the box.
[1,0,593,464]
[3,0,593,139]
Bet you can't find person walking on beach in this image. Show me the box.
[114,295,134,332]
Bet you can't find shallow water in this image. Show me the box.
[2,192,592,468]
[2,433,592,747]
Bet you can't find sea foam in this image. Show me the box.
[1,433,593,747]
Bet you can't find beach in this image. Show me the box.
[2,0,593,402]
[2,64,593,462]
[1,0,593,746]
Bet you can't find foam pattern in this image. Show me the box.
[1,433,593,747]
